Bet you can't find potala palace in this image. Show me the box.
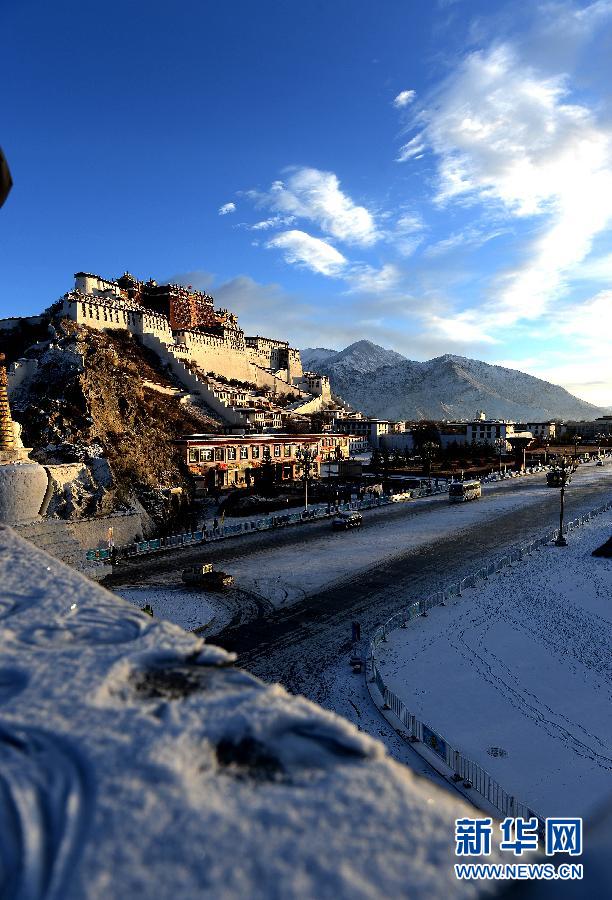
[61,271,334,429]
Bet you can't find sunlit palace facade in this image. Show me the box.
[178,433,350,491]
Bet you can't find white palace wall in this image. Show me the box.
[62,291,307,396]
[173,329,254,384]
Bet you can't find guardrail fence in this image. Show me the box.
[85,484,450,563]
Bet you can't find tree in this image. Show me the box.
[295,445,316,510]
[257,447,276,497]
[412,422,440,450]
[421,441,439,488]
[370,449,383,476]
[381,448,391,493]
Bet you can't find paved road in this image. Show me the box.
[106,470,602,584]
[105,494,452,585]
[110,470,612,678]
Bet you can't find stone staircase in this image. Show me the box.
[138,334,248,426]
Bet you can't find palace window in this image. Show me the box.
[274,444,281,457]
[227,447,237,461]
[251,445,260,459]
[188,449,198,464]
[199,448,213,462]
[240,446,249,459]
[284,444,291,457]
[214,448,225,461]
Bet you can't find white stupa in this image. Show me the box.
[0,353,48,524]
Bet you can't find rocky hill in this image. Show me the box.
[4,317,219,520]
[305,343,606,421]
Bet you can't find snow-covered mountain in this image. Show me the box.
[302,340,405,376]
[300,347,339,370]
[305,345,606,421]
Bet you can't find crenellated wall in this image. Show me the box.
[61,278,312,406]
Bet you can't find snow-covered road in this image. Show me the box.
[221,465,608,607]
[116,463,611,630]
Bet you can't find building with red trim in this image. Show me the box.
[177,433,350,491]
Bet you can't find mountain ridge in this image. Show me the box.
[302,342,607,421]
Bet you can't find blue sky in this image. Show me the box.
[1,0,611,406]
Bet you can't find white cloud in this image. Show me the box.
[396,212,424,233]
[550,289,612,343]
[396,135,427,162]
[393,89,416,109]
[569,249,612,282]
[345,263,402,294]
[218,202,236,215]
[392,211,426,257]
[266,229,347,276]
[396,236,424,258]
[250,214,295,231]
[259,167,380,246]
[528,0,612,69]
[407,40,612,335]
[424,224,506,258]
[423,312,500,346]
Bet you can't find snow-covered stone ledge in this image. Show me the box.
[0,525,500,899]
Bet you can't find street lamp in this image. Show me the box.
[554,455,575,547]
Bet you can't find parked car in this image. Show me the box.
[596,460,604,467]
[332,511,363,530]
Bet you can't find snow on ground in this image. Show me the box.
[0,524,507,898]
[116,585,220,633]
[377,513,612,819]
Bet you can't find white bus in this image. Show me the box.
[449,480,482,503]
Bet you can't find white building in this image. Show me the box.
[379,432,414,454]
[300,372,331,400]
[516,421,557,440]
[465,418,516,446]
[333,415,390,448]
